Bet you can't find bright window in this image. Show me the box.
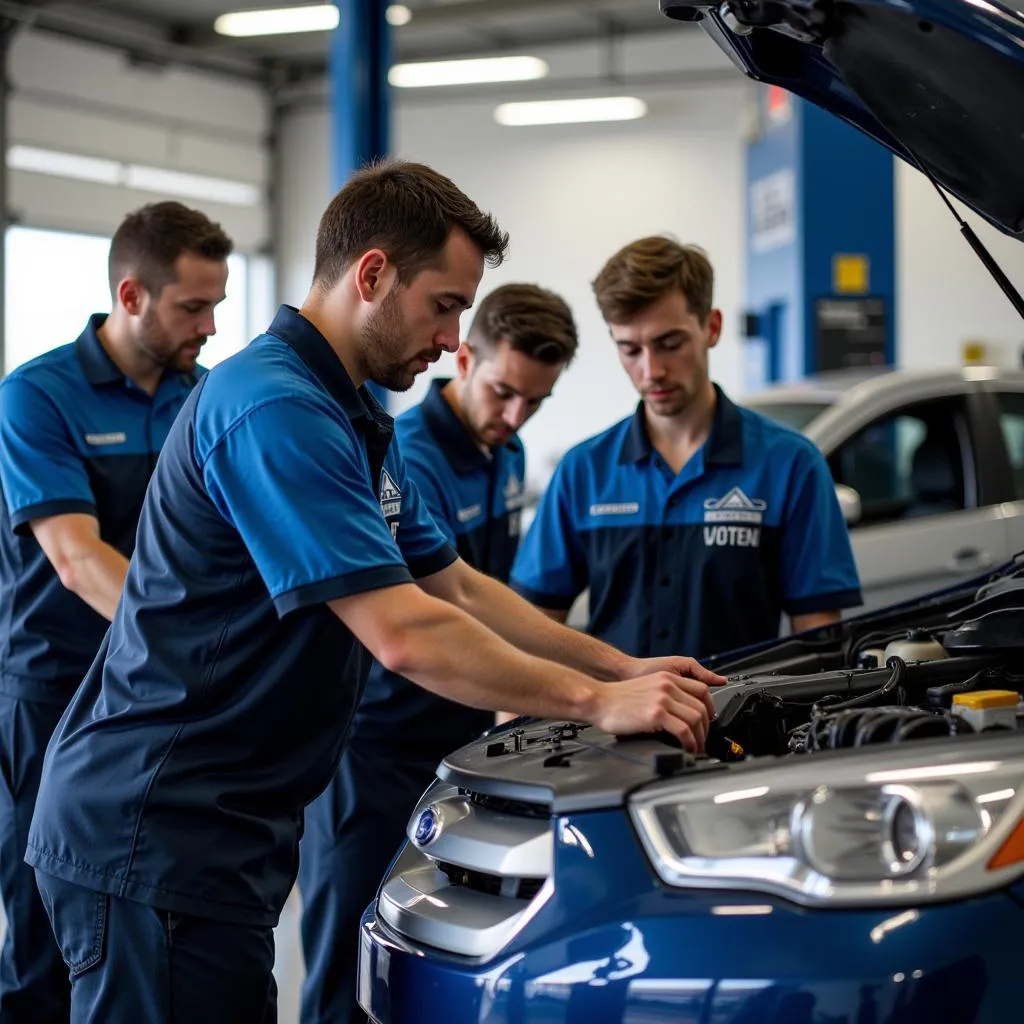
[4,226,250,375]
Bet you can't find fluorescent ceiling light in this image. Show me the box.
[495,96,648,126]
[125,165,261,208]
[214,4,339,38]
[6,144,260,208]
[386,4,412,26]
[389,56,548,88]
[7,144,121,185]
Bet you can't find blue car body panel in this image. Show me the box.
[360,810,1023,1023]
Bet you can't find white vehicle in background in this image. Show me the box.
[746,366,1024,612]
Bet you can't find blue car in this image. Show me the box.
[358,0,1024,1019]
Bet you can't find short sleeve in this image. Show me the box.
[201,398,415,617]
[510,458,587,609]
[0,376,96,534]
[780,447,863,614]
[390,449,458,577]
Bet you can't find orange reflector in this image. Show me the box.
[988,815,1024,871]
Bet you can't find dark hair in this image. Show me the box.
[468,283,578,366]
[108,201,233,298]
[592,236,714,324]
[313,158,509,290]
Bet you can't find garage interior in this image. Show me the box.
[0,0,1022,1022]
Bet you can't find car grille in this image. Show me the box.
[437,859,547,901]
[462,787,550,820]
[376,782,554,959]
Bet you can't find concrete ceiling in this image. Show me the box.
[0,0,685,84]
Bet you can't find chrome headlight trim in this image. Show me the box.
[629,735,1024,908]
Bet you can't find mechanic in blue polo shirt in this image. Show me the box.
[299,282,579,1024]
[0,202,231,1023]
[25,162,722,1021]
[512,236,862,660]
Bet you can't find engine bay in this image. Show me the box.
[708,567,1024,762]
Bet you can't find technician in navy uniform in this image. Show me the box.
[0,202,232,1023]
[25,163,722,1021]
[512,236,861,659]
[299,282,579,1024]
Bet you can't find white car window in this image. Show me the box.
[827,402,968,526]
[996,392,1024,497]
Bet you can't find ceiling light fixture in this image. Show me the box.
[124,165,261,208]
[214,4,339,38]
[389,55,548,89]
[6,145,261,207]
[386,4,413,26]
[7,145,121,185]
[494,96,648,126]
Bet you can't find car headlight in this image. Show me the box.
[628,734,1024,907]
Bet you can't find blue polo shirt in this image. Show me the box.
[511,386,861,660]
[351,378,526,751]
[26,306,457,927]
[0,315,200,703]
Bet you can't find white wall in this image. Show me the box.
[897,160,1024,370]
[392,86,749,486]
[277,32,750,489]
[7,29,270,252]
[277,35,1024,492]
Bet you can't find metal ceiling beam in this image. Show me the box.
[0,0,267,83]
[404,0,656,23]
[273,64,743,113]
[178,0,667,64]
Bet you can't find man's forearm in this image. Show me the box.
[332,582,719,752]
[334,585,601,719]
[429,563,629,681]
[57,543,130,621]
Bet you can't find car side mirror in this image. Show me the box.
[835,483,862,527]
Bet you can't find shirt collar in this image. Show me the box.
[75,314,124,386]
[267,305,390,427]
[75,313,200,395]
[422,378,521,475]
[617,384,744,466]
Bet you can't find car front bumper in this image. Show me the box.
[358,810,1024,1024]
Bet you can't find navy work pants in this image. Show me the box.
[298,740,439,1024]
[0,695,69,1023]
[34,871,277,1023]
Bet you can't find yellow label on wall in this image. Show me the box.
[962,339,987,365]
[833,254,870,295]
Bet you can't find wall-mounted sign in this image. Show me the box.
[750,168,795,253]
[833,253,870,295]
[814,297,888,371]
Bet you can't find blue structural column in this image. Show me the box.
[331,0,391,403]
[331,0,390,185]
[743,87,895,389]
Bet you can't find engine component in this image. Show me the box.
[951,690,1021,731]
[883,629,948,664]
[856,647,887,669]
[943,607,1024,654]
[789,704,972,753]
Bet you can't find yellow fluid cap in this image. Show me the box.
[953,690,1020,710]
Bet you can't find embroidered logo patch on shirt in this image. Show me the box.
[84,432,127,446]
[703,487,766,547]
[504,472,526,511]
[589,502,640,516]
[380,469,402,538]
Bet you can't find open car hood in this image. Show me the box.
[661,0,1024,238]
